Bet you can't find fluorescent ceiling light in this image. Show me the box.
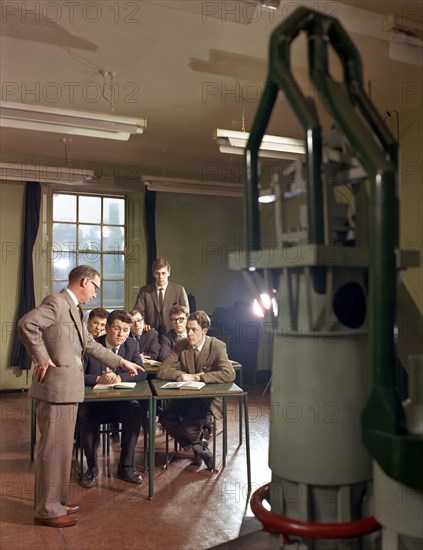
[0,162,95,184]
[141,175,243,197]
[215,129,305,160]
[0,101,147,141]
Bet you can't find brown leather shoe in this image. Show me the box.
[34,515,78,528]
[66,504,80,515]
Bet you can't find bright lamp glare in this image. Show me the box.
[252,293,272,317]
[260,293,272,309]
[252,299,264,317]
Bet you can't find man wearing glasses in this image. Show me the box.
[157,311,235,470]
[129,309,160,361]
[158,305,189,362]
[18,266,143,528]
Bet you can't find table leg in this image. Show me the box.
[223,397,227,467]
[148,397,155,499]
[243,394,251,491]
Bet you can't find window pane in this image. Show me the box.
[52,253,77,279]
[103,254,124,279]
[79,196,101,224]
[104,198,124,225]
[53,194,76,222]
[79,225,101,251]
[103,226,124,251]
[78,252,102,272]
[53,223,76,251]
[102,281,124,308]
[52,280,68,294]
[85,293,100,310]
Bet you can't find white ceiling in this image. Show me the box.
[1,0,422,185]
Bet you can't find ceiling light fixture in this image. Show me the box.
[0,162,95,184]
[141,175,243,197]
[0,101,147,141]
[215,129,305,160]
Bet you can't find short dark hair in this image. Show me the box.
[68,265,100,283]
[169,305,189,317]
[187,310,211,329]
[106,309,133,327]
[152,258,170,273]
[129,308,143,319]
[88,307,109,321]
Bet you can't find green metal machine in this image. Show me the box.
[229,7,422,549]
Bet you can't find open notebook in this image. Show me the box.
[161,381,205,391]
[93,382,136,390]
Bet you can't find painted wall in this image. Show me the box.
[154,192,250,314]
[0,181,31,390]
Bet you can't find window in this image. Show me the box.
[51,193,125,311]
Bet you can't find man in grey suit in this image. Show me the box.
[18,265,143,528]
[157,311,235,469]
[133,258,189,334]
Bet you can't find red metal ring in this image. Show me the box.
[251,483,381,539]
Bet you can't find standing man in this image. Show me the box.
[18,265,143,528]
[158,305,189,362]
[157,311,235,469]
[129,309,160,361]
[79,310,146,488]
[133,258,189,334]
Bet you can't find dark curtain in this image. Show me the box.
[10,182,41,370]
[144,189,157,284]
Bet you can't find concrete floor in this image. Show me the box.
[0,383,272,550]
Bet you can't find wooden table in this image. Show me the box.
[149,379,251,499]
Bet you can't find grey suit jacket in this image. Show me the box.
[18,290,121,404]
[156,335,235,418]
[133,281,189,334]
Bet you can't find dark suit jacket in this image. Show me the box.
[84,335,147,386]
[129,330,160,360]
[157,336,235,418]
[133,281,189,334]
[18,290,121,403]
[158,330,186,362]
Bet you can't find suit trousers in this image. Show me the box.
[78,400,143,468]
[159,398,211,451]
[34,399,78,519]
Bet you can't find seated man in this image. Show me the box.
[129,309,160,361]
[156,310,235,469]
[78,309,147,488]
[158,305,188,362]
[86,307,108,338]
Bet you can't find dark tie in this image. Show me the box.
[77,305,84,323]
[158,288,164,311]
[112,347,118,354]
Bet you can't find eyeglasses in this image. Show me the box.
[171,317,187,324]
[89,280,101,292]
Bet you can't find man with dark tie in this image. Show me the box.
[133,258,189,335]
[129,309,160,360]
[78,309,147,489]
[18,266,142,528]
[157,311,235,469]
[158,305,189,361]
